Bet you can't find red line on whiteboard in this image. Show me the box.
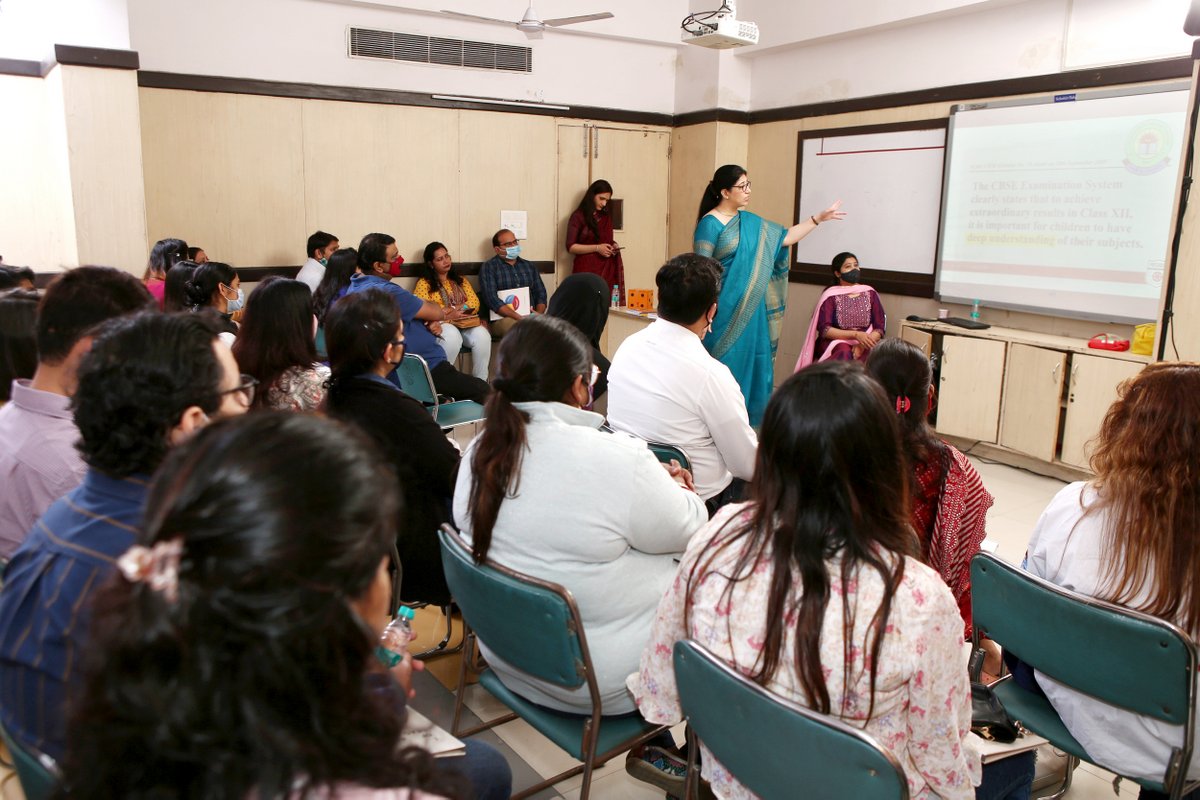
[816,145,945,156]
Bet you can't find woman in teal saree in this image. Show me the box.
[693,164,844,425]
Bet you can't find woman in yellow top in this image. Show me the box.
[413,241,491,381]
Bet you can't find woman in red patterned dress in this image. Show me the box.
[866,337,994,642]
[566,179,625,305]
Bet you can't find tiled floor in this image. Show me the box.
[0,458,1145,800]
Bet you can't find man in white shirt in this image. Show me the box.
[607,253,758,508]
[295,230,339,292]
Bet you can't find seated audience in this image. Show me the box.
[232,276,329,412]
[54,412,510,800]
[0,267,151,557]
[0,312,249,761]
[297,229,340,292]
[344,233,489,403]
[546,273,610,401]
[0,265,35,290]
[479,228,547,338]
[607,254,757,508]
[185,261,241,338]
[186,245,209,264]
[1025,362,1200,793]
[865,338,993,639]
[142,237,188,308]
[162,259,199,312]
[632,361,1033,800]
[0,289,39,404]
[323,289,460,604]
[414,241,491,381]
[453,315,706,714]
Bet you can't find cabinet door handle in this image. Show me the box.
[1051,362,1060,381]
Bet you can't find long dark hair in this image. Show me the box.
[325,289,399,382]
[686,362,917,718]
[143,238,188,282]
[696,164,746,221]
[314,248,359,324]
[185,262,237,311]
[864,338,942,466]
[468,315,591,562]
[575,179,613,240]
[163,261,199,313]
[56,412,467,799]
[417,242,465,294]
[232,277,319,409]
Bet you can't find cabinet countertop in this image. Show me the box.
[902,320,1151,364]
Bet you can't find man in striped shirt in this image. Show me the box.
[0,313,250,761]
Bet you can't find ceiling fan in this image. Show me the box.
[439,3,614,39]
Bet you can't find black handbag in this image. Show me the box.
[970,682,1024,743]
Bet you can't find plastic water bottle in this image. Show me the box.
[611,284,620,308]
[971,299,981,321]
[377,605,415,667]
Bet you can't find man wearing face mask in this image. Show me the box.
[479,228,548,339]
[607,254,758,512]
[296,230,340,293]
[344,232,490,403]
[0,312,251,761]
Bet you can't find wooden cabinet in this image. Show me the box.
[1060,355,1144,469]
[936,336,1006,443]
[904,321,1148,477]
[999,344,1067,462]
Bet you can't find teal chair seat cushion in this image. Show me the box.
[478,670,659,762]
[993,680,1168,793]
[434,400,486,427]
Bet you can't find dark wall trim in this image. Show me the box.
[0,58,51,78]
[234,260,555,283]
[673,107,753,127]
[748,57,1192,125]
[54,44,139,70]
[137,71,673,127]
[788,267,934,299]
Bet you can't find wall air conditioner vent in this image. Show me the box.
[348,27,533,73]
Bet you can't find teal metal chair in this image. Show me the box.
[0,719,58,800]
[971,552,1200,799]
[646,441,691,473]
[395,353,485,430]
[673,640,908,800]
[438,525,668,799]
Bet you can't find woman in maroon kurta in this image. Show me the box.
[566,179,625,305]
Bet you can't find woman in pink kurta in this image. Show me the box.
[631,362,1033,800]
[796,251,885,370]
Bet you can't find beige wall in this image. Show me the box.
[667,121,750,258]
[0,71,79,270]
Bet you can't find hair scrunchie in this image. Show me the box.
[895,395,912,414]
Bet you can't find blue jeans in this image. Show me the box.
[976,751,1036,800]
[439,739,513,800]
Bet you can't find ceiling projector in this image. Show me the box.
[681,1,759,49]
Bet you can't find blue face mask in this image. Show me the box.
[224,285,245,313]
[504,245,521,260]
[318,257,329,267]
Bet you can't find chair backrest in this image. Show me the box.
[438,525,591,689]
[396,353,438,407]
[971,553,1197,724]
[646,441,691,473]
[673,641,908,800]
[0,721,58,800]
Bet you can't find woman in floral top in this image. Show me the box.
[232,277,329,412]
[631,362,1033,800]
[413,242,490,381]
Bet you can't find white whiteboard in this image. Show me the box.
[795,127,946,275]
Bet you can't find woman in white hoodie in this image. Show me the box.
[453,315,707,714]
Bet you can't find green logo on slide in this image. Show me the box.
[1124,120,1173,176]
